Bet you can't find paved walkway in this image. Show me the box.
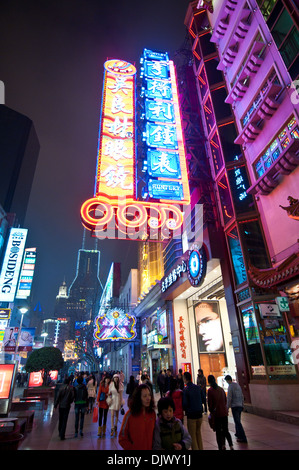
[16,389,299,452]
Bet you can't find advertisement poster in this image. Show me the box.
[18,327,35,351]
[194,301,225,353]
[158,311,167,338]
[3,327,18,351]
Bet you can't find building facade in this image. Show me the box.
[184,0,299,411]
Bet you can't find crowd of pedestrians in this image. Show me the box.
[53,367,247,451]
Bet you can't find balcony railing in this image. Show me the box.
[226,41,266,104]
[235,73,283,145]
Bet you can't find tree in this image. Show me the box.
[25,347,64,385]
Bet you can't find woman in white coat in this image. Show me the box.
[108,374,124,437]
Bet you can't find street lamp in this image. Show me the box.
[14,306,29,361]
[41,332,48,346]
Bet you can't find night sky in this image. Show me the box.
[0,0,191,314]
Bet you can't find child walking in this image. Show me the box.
[152,397,192,451]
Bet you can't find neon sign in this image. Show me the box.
[140,49,190,206]
[80,51,190,241]
[94,308,137,341]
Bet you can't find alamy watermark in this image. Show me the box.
[92,202,204,248]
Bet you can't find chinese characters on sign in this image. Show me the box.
[161,260,187,293]
[80,51,190,240]
[178,316,187,359]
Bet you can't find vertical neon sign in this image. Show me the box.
[140,49,190,204]
[81,53,190,240]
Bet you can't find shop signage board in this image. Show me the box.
[94,308,137,341]
[276,296,290,311]
[173,303,192,371]
[161,259,187,293]
[0,228,28,302]
[16,247,37,299]
[28,370,58,387]
[258,303,281,318]
[187,243,207,287]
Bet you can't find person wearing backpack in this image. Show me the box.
[74,375,88,437]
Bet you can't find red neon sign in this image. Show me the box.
[28,370,58,387]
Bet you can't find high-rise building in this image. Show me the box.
[0,104,40,226]
[184,0,299,411]
[67,247,103,328]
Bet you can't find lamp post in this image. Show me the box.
[41,332,48,346]
[14,306,28,362]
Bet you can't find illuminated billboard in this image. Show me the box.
[81,50,190,241]
[0,228,28,302]
[0,364,15,399]
[28,370,58,387]
[194,301,224,353]
[16,248,36,299]
[94,308,137,341]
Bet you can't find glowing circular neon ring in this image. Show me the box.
[81,198,113,228]
[117,203,147,228]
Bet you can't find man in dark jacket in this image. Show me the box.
[157,371,166,398]
[182,371,203,450]
[54,377,75,440]
[74,375,88,437]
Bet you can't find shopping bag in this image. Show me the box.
[92,406,98,423]
[208,412,215,431]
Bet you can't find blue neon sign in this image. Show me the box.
[148,180,183,200]
[147,150,181,178]
[145,99,175,123]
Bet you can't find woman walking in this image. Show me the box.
[207,374,234,450]
[87,373,97,413]
[119,383,156,450]
[96,375,111,437]
[108,374,124,437]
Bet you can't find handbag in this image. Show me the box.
[106,395,112,407]
[92,406,98,423]
[120,406,125,415]
[99,392,105,401]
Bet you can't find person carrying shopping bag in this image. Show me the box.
[96,375,111,437]
[108,374,124,437]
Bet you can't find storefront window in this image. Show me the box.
[238,219,270,269]
[258,306,297,381]
[241,305,265,379]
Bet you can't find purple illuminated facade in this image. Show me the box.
[185,0,299,411]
